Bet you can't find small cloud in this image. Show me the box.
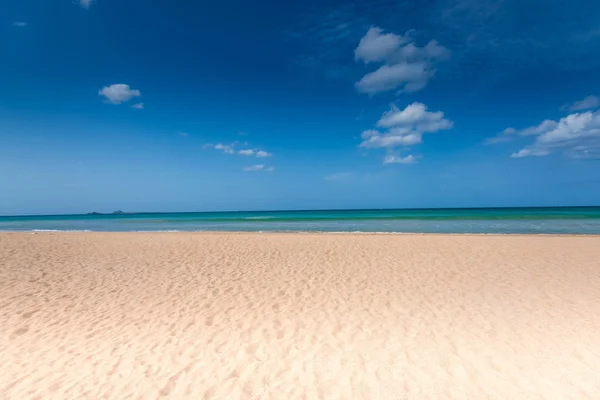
[238,131,248,136]
[214,143,236,154]
[256,150,272,158]
[78,0,94,9]
[98,84,141,105]
[383,154,417,164]
[239,149,272,157]
[204,143,237,154]
[13,22,28,27]
[131,102,144,109]
[243,164,274,172]
[510,148,550,158]
[243,164,265,171]
[177,132,189,137]
[560,95,599,112]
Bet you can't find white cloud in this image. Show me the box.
[361,132,422,148]
[383,154,417,164]
[177,132,189,137]
[98,84,141,105]
[507,110,600,158]
[79,0,94,9]
[256,150,272,158]
[214,143,235,154]
[511,148,550,158]
[484,121,559,144]
[205,143,237,154]
[13,22,28,27]
[242,164,275,172]
[239,149,272,157]
[561,95,599,112]
[377,102,452,131]
[354,27,407,63]
[131,102,144,109]
[354,26,450,95]
[355,62,432,94]
[243,165,264,171]
[359,102,452,163]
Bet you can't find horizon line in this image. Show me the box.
[2,204,600,219]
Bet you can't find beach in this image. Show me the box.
[1,232,599,399]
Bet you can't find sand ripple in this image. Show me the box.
[1,232,600,399]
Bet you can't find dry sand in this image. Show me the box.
[1,232,600,399]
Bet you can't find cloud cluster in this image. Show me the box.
[486,95,600,159]
[13,22,28,27]
[354,27,450,95]
[359,102,452,164]
[509,111,600,159]
[98,84,141,105]
[205,142,274,159]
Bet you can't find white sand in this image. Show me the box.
[1,232,599,399]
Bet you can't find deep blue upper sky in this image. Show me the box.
[2,0,600,215]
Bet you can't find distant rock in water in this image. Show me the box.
[112,210,125,215]
[87,212,102,215]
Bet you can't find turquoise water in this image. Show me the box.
[1,207,600,234]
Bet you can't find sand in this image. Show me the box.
[1,232,599,400]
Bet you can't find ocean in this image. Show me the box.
[1,207,600,234]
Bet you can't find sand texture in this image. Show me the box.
[1,232,600,399]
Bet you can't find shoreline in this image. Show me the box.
[2,230,600,237]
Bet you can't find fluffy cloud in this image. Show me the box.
[506,111,600,158]
[131,102,144,109]
[79,0,94,9]
[354,27,408,63]
[243,165,275,172]
[560,95,599,112]
[359,102,452,164]
[98,84,141,105]
[360,102,452,151]
[13,22,28,27]
[383,154,416,164]
[256,150,272,158]
[354,26,450,95]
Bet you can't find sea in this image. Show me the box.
[1,207,600,234]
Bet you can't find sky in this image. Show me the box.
[2,0,600,215]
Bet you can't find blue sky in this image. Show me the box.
[2,0,600,215]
